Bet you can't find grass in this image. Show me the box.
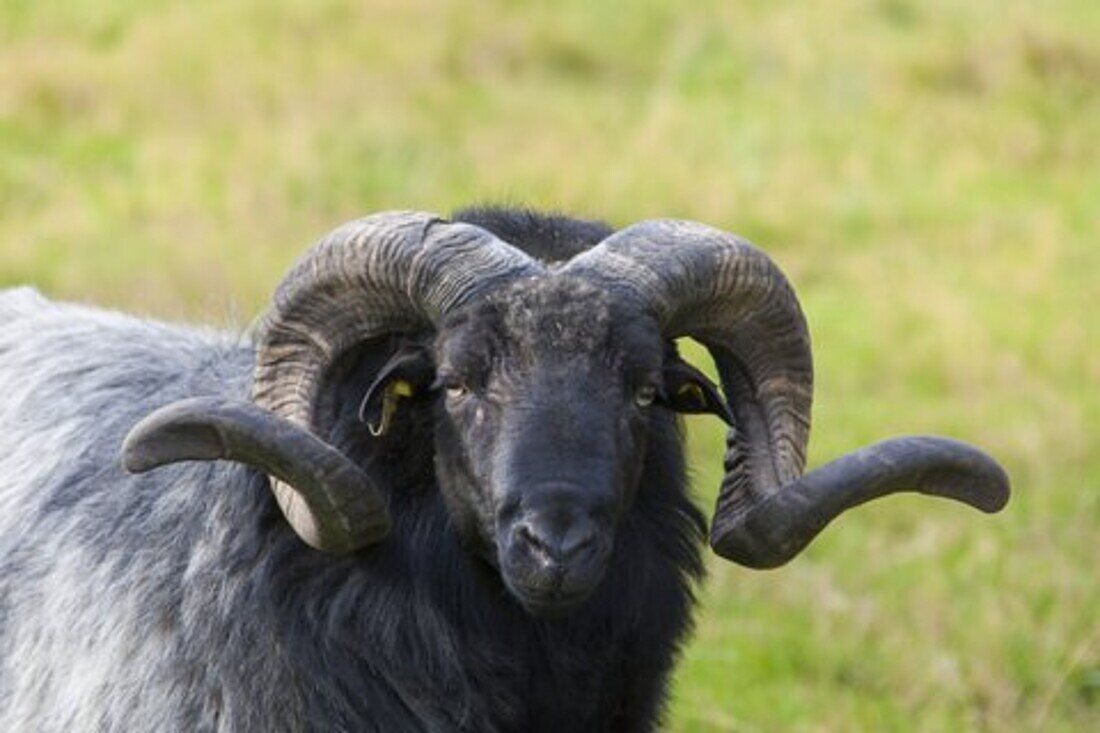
[1,1,1097,730]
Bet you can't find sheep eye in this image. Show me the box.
[634,385,657,407]
[445,384,469,400]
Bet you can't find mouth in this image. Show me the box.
[501,558,607,617]
[507,581,597,618]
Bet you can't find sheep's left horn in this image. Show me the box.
[709,436,1009,568]
[567,219,1009,568]
[123,397,390,553]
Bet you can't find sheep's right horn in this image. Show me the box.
[123,211,541,554]
[123,397,390,553]
[248,212,540,552]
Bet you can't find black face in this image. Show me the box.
[357,274,731,617]
[431,277,664,616]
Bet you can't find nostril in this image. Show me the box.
[559,524,597,561]
[497,496,522,525]
[513,518,599,566]
[514,521,556,562]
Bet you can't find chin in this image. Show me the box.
[505,576,603,619]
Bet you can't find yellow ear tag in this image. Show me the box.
[677,383,706,408]
[369,379,415,437]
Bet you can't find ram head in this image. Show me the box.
[123,211,1009,616]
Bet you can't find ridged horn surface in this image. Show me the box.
[565,219,813,549]
[122,211,541,553]
[248,211,540,551]
[567,219,1008,567]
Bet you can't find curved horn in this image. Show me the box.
[252,211,542,428]
[123,211,542,553]
[710,436,1009,568]
[122,397,390,553]
[566,219,1008,567]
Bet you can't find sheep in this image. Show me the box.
[0,208,1009,731]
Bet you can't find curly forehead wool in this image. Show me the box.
[492,275,618,356]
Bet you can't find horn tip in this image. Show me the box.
[120,418,173,474]
[120,421,200,474]
[119,397,232,474]
[968,462,1011,514]
[918,435,1011,514]
[120,438,156,474]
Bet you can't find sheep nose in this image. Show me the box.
[498,486,615,612]
[512,513,598,568]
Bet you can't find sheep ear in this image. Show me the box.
[358,345,435,437]
[662,358,735,425]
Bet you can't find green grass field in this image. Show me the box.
[1,1,1096,730]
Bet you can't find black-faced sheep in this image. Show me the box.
[0,208,1009,731]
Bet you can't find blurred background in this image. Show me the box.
[1,1,1096,730]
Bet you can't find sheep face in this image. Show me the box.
[377,273,720,617]
[426,277,652,615]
